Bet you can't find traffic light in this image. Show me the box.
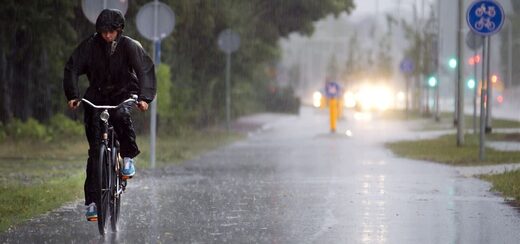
[428,76,438,87]
[474,55,481,64]
[467,79,476,89]
[468,55,481,65]
[448,58,457,69]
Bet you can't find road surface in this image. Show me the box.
[2,107,520,243]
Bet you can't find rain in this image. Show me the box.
[2,0,520,243]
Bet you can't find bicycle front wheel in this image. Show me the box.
[110,146,121,232]
[97,144,112,235]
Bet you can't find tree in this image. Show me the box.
[0,0,355,128]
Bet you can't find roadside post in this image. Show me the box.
[325,81,340,133]
[81,0,128,24]
[466,0,505,160]
[136,0,175,168]
[466,31,483,135]
[217,29,241,131]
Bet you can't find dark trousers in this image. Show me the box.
[83,103,140,205]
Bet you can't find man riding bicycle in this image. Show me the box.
[63,9,156,221]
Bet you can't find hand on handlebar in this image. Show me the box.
[137,101,149,111]
[68,99,81,110]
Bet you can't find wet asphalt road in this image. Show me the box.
[2,107,520,243]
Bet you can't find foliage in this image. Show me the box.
[156,64,173,121]
[264,85,300,114]
[0,114,83,142]
[0,0,77,123]
[0,0,354,129]
[3,118,50,142]
[47,113,84,139]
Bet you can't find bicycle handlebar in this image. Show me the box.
[81,95,138,109]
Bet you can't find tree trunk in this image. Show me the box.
[0,50,13,123]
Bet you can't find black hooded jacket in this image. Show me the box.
[63,33,156,104]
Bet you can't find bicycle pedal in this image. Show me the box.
[87,217,98,222]
[121,175,133,180]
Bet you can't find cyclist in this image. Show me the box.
[63,9,156,221]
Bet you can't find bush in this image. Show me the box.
[47,114,84,139]
[0,114,83,142]
[4,118,50,142]
[264,86,300,114]
[0,123,5,143]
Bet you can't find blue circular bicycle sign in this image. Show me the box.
[466,0,505,36]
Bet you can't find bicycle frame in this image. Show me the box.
[81,95,137,235]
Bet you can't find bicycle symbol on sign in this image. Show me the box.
[474,3,497,31]
[475,17,495,31]
[475,4,496,17]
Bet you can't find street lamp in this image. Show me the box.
[467,78,476,89]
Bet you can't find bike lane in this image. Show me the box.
[2,107,520,243]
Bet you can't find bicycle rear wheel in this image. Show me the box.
[97,144,112,235]
[110,147,121,232]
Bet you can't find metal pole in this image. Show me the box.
[456,0,464,146]
[453,1,459,127]
[480,36,488,160]
[485,36,492,133]
[435,85,440,121]
[225,53,231,131]
[508,19,513,88]
[435,0,440,121]
[473,49,478,134]
[150,0,159,168]
[103,0,107,9]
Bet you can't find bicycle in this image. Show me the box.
[80,95,137,235]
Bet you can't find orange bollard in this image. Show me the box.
[329,98,338,133]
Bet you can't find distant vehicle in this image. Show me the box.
[343,83,395,112]
[312,90,327,109]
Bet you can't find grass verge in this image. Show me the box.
[0,129,243,232]
[0,173,84,232]
[378,110,520,131]
[385,114,520,205]
[481,171,520,202]
[385,133,520,166]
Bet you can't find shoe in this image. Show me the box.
[122,157,135,178]
[86,202,97,221]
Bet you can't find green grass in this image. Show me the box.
[0,173,84,232]
[481,170,520,202]
[137,128,243,168]
[378,110,520,131]
[0,129,243,232]
[384,113,520,205]
[386,134,520,166]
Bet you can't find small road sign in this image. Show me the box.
[400,58,414,74]
[218,29,241,54]
[81,0,128,24]
[324,81,340,99]
[136,1,175,41]
[466,0,505,36]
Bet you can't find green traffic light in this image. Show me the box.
[467,79,476,89]
[428,76,437,87]
[448,58,457,69]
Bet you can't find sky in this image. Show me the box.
[350,0,439,21]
